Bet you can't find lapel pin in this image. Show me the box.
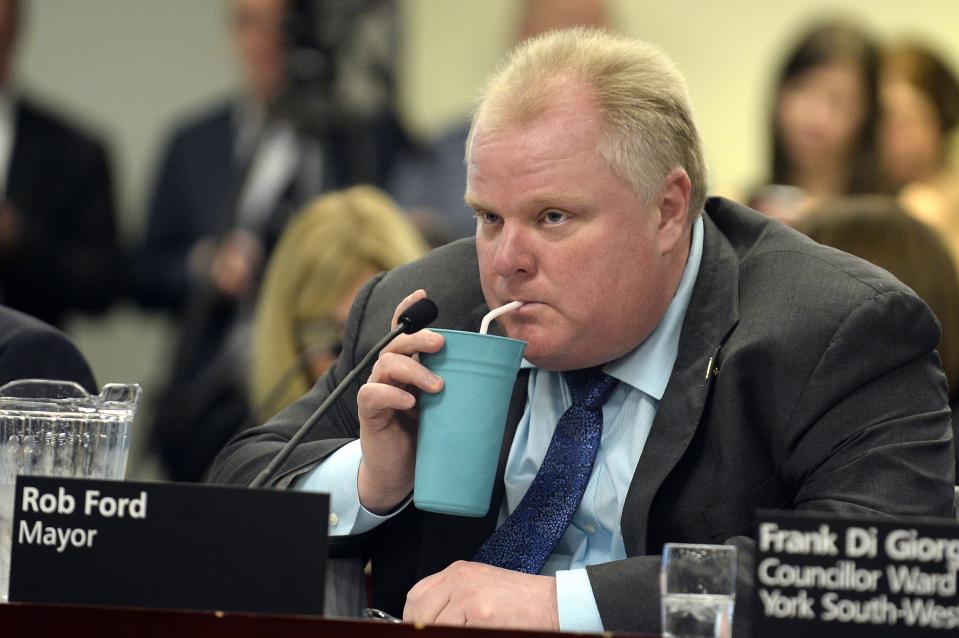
[705,356,720,379]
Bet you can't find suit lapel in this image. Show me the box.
[211,107,243,232]
[621,211,741,554]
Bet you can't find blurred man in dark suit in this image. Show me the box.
[0,0,122,328]
[141,0,411,481]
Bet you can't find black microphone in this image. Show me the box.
[397,297,439,335]
[249,297,439,488]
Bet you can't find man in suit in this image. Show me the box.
[137,0,324,481]
[137,0,407,380]
[209,28,955,634]
[141,0,409,481]
[135,0,317,369]
[0,0,122,328]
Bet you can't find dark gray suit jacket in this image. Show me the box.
[210,197,956,635]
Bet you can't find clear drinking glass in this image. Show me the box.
[0,379,140,602]
[660,543,737,638]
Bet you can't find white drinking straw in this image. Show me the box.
[480,300,524,334]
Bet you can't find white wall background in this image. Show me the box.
[12,0,959,475]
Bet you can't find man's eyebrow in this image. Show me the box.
[464,193,484,211]
[464,193,591,212]
[527,193,591,209]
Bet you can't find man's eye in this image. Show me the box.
[476,211,501,225]
[543,210,568,224]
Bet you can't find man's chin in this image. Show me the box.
[499,321,573,367]
[516,341,570,371]
[522,339,620,372]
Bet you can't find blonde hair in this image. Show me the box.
[467,27,707,215]
[250,186,427,420]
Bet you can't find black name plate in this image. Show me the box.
[9,476,328,615]
[754,509,959,636]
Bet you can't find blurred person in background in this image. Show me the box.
[135,0,321,383]
[153,185,426,482]
[0,0,123,328]
[798,195,959,479]
[879,41,959,261]
[388,0,610,243]
[749,20,885,226]
[136,0,408,384]
[138,0,410,468]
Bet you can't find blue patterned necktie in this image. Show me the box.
[473,367,619,574]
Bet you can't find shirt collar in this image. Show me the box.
[521,215,704,401]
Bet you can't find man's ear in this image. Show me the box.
[656,167,693,254]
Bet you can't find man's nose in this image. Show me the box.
[492,223,535,278]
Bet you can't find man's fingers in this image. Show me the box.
[404,571,451,624]
[432,604,468,627]
[357,382,416,416]
[392,289,428,329]
[369,352,443,393]
[402,563,559,630]
[380,330,445,359]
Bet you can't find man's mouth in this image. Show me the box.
[506,300,540,316]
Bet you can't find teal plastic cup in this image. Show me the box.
[414,329,527,517]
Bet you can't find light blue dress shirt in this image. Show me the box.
[300,216,704,631]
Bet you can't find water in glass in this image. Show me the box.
[662,592,733,638]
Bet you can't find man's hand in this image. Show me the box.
[404,561,559,630]
[356,289,444,514]
[208,229,263,298]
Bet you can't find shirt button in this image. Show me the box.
[584,523,596,535]
[329,512,339,527]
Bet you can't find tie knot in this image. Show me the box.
[562,367,618,410]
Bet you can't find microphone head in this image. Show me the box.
[398,298,439,334]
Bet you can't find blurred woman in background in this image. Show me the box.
[880,42,959,260]
[798,195,959,479]
[249,185,428,424]
[751,21,884,225]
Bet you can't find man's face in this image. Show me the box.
[467,84,691,371]
[231,0,288,106]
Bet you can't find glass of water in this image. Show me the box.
[660,543,737,638]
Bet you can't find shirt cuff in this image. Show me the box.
[555,568,604,633]
[294,439,410,536]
